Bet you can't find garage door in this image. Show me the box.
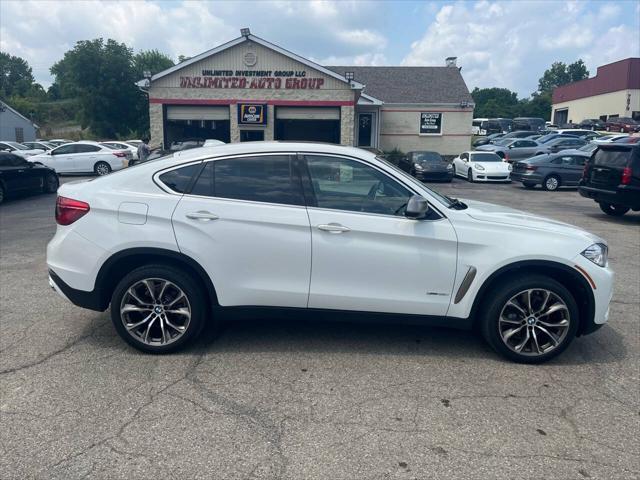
[276,107,340,120]
[166,105,229,121]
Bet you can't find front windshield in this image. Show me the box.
[7,142,27,150]
[376,156,453,207]
[471,152,502,162]
[413,152,442,162]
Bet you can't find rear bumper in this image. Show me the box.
[511,172,542,184]
[579,184,640,209]
[49,269,106,311]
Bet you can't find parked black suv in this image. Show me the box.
[579,144,640,216]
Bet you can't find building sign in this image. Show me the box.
[419,112,442,135]
[180,69,325,90]
[238,103,267,125]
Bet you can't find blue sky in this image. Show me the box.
[1,0,638,97]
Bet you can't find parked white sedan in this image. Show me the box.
[0,141,45,157]
[29,141,131,175]
[101,141,139,161]
[452,151,512,182]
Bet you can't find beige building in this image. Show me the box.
[551,58,640,125]
[139,30,474,156]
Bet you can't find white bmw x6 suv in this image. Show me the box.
[47,142,613,363]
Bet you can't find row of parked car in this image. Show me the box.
[473,117,640,136]
[0,138,146,204]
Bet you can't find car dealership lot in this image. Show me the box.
[1,177,638,479]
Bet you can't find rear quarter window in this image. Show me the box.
[158,163,202,193]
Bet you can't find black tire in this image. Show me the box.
[0,183,5,204]
[94,161,112,176]
[479,275,579,364]
[43,173,59,193]
[522,182,536,189]
[599,202,630,217]
[542,175,560,191]
[467,169,474,183]
[110,265,208,353]
[451,164,456,177]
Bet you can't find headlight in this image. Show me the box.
[474,164,485,170]
[507,164,513,171]
[414,163,423,170]
[446,163,453,170]
[581,243,608,267]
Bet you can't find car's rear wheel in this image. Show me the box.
[542,175,560,191]
[0,184,5,204]
[110,265,207,353]
[43,173,59,193]
[522,182,536,189]
[480,275,579,363]
[467,169,474,182]
[599,202,630,216]
[94,161,111,176]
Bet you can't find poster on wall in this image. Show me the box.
[419,112,442,135]
[238,104,267,125]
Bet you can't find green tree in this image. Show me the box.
[537,60,589,95]
[0,52,39,98]
[471,87,519,118]
[50,38,143,138]
[134,49,174,79]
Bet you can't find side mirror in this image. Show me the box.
[405,195,429,219]
[508,145,514,149]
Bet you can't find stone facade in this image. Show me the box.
[340,105,355,146]
[149,103,164,148]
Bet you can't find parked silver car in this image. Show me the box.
[475,138,540,162]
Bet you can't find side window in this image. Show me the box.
[213,155,304,206]
[10,156,28,167]
[550,157,563,165]
[572,156,586,166]
[52,144,75,155]
[522,140,536,147]
[75,144,101,153]
[158,163,202,193]
[460,153,468,161]
[190,162,214,196]
[305,155,412,216]
[560,156,573,165]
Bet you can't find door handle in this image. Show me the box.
[317,223,350,233]
[186,211,219,221]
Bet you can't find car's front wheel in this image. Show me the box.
[467,169,474,182]
[599,202,630,216]
[110,265,208,353]
[480,275,579,363]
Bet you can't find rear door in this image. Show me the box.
[49,144,76,173]
[73,144,102,172]
[170,154,312,308]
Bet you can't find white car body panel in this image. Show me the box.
[46,142,613,332]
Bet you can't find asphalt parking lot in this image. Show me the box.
[1,176,638,480]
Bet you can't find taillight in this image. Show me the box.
[582,162,589,179]
[56,196,90,225]
[621,167,632,185]
[525,165,537,171]
[113,151,127,158]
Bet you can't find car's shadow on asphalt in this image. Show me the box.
[81,314,626,366]
[583,211,640,225]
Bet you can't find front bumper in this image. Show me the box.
[579,184,640,209]
[473,172,511,182]
[415,170,453,181]
[573,254,614,334]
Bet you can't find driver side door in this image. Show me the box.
[302,154,458,316]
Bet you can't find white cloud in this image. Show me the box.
[0,0,387,87]
[402,1,638,96]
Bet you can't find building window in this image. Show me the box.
[15,127,24,143]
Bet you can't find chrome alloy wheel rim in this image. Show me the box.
[96,164,109,175]
[498,289,570,356]
[120,278,191,346]
[546,177,559,190]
